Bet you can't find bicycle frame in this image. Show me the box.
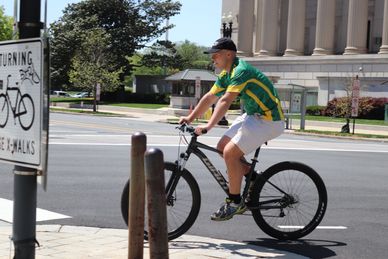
[168,132,261,198]
[5,87,26,118]
[165,128,291,211]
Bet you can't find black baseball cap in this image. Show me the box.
[204,37,237,54]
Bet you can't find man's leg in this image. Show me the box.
[223,141,246,197]
[217,136,250,173]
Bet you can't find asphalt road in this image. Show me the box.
[1,112,388,258]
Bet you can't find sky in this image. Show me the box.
[1,0,222,47]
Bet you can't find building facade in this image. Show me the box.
[222,0,388,106]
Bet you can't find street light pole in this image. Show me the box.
[217,12,234,126]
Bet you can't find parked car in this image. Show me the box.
[52,90,71,97]
[71,92,90,98]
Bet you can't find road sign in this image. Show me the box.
[291,93,302,113]
[351,78,361,117]
[0,38,49,177]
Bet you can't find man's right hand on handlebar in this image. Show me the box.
[178,116,193,125]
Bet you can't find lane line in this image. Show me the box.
[0,198,71,223]
[48,142,388,153]
[278,225,347,230]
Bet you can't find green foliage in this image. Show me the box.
[128,40,212,79]
[0,6,13,41]
[306,105,326,116]
[102,92,170,104]
[138,40,184,73]
[50,0,181,88]
[324,97,388,120]
[69,28,122,94]
[175,40,211,69]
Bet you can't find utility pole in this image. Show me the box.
[13,0,43,258]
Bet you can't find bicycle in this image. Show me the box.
[0,75,35,131]
[121,123,327,241]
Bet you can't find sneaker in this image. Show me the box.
[210,198,247,221]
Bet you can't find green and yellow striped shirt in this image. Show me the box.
[210,57,284,121]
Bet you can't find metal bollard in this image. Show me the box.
[145,148,169,259]
[128,132,146,259]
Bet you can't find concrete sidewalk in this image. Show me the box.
[0,224,306,259]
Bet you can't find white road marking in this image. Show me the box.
[278,225,347,230]
[48,142,388,153]
[0,198,71,223]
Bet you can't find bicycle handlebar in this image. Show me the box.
[176,123,207,136]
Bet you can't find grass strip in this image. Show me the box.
[295,129,388,139]
[289,115,387,126]
[50,107,117,116]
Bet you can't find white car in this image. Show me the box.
[52,90,71,97]
[71,92,89,98]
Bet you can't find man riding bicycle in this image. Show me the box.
[179,37,284,221]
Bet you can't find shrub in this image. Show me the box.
[324,97,388,119]
[306,105,326,116]
[101,91,170,104]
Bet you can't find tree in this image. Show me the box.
[69,28,122,111]
[0,6,13,41]
[139,40,184,73]
[132,40,212,77]
[175,40,211,69]
[50,0,181,88]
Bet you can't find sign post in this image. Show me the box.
[351,76,361,134]
[0,0,47,258]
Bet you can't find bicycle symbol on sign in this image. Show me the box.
[0,75,35,131]
[19,63,40,85]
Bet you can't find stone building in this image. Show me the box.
[222,0,388,107]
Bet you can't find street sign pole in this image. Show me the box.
[13,0,43,258]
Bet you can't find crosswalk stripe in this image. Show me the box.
[0,198,71,223]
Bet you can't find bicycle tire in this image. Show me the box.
[121,161,201,241]
[251,161,327,240]
[0,94,9,128]
[18,94,34,131]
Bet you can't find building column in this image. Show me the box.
[254,0,263,56]
[313,0,336,55]
[284,0,306,56]
[259,0,280,56]
[237,0,254,57]
[379,0,388,54]
[344,0,368,55]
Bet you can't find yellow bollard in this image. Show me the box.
[203,108,212,120]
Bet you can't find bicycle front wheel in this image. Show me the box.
[18,94,34,130]
[121,161,201,241]
[251,161,327,240]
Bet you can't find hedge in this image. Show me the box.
[306,106,326,116]
[323,97,388,120]
[101,91,170,104]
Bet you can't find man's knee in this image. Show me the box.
[217,136,231,153]
[223,142,244,162]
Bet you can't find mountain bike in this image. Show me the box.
[121,123,327,241]
[0,75,35,130]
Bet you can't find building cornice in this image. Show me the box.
[242,54,388,65]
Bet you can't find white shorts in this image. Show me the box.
[223,113,284,154]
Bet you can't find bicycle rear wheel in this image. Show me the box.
[121,161,201,241]
[0,94,8,128]
[251,161,327,240]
